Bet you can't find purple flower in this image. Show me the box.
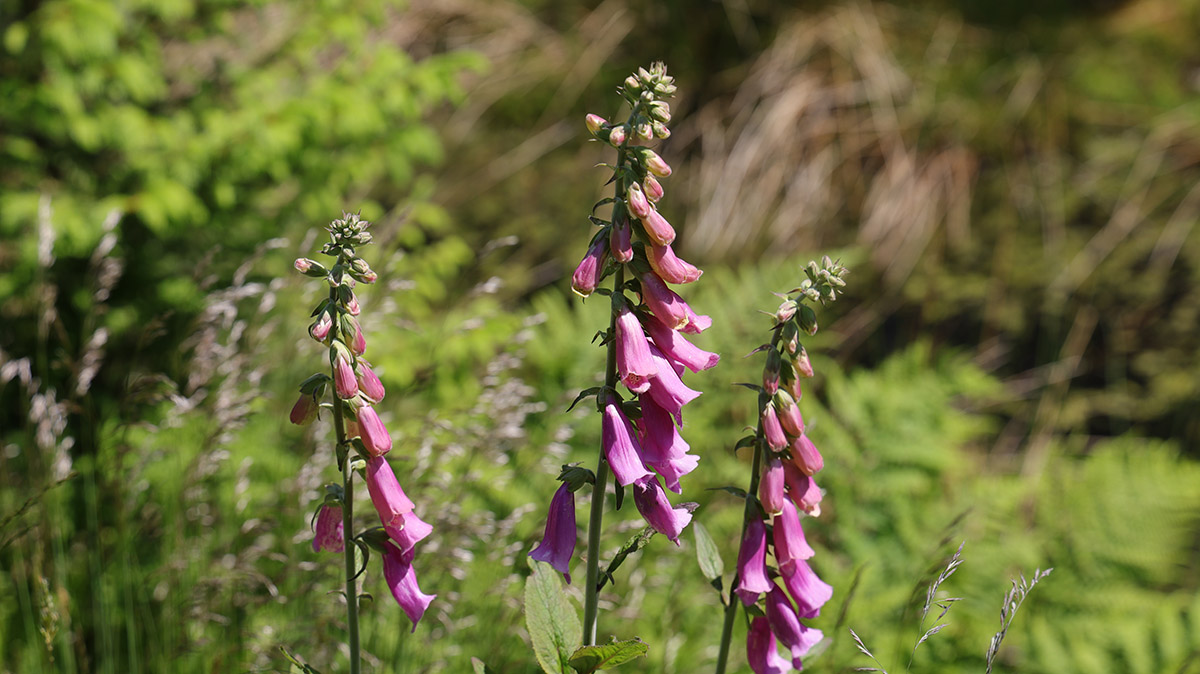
[385,510,433,555]
[632,476,692,544]
[640,207,677,246]
[364,456,414,528]
[529,483,577,583]
[643,345,701,424]
[333,349,358,399]
[382,545,436,632]
[626,182,652,219]
[747,616,792,674]
[759,457,786,515]
[790,434,824,476]
[356,405,392,457]
[602,402,654,486]
[736,518,772,606]
[680,304,712,334]
[772,499,815,572]
[312,502,344,553]
[643,313,719,373]
[783,464,822,517]
[615,305,657,394]
[638,271,691,330]
[647,243,702,284]
[775,392,804,437]
[637,396,698,492]
[763,404,788,451]
[643,175,664,203]
[610,218,634,263]
[310,312,333,342]
[766,584,823,668]
[780,559,833,619]
[290,393,318,426]
[358,361,386,402]
[572,237,607,298]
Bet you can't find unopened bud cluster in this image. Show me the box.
[293,212,434,630]
[583,62,676,148]
[738,259,847,674]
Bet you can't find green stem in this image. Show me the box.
[330,283,361,674]
[715,328,784,674]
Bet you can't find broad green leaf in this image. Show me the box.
[525,559,582,674]
[693,521,724,582]
[568,638,649,673]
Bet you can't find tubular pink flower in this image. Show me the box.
[763,404,788,450]
[643,175,664,203]
[640,207,676,246]
[626,182,652,219]
[780,559,833,619]
[775,392,804,437]
[529,483,577,583]
[333,350,358,399]
[794,347,814,378]
[572,237,607,298]
[632,475,692,544]
[735,518,772,606]
[608,125,627,147]
[680,304,712,334]
[772,499,815,571]
[644,346,701,424]
[747,616,792,674]
[386,510,433,555]
[643,150,672,177]
[637,396,698,493]
[310,312,333,342]
[365,456,414,528]
[351,322,367,355]
[312,502,344,553]
[358,361,386,402]
[290,393,318,425]
[356,405,392,457]
[790,434,824,476]
[585,113,607,135]
[647,243,702,284]
[759,457,786,515]
[610,218,633,263]
[615,305,657,394]
[382,545,436,632]
[643,312,719,373]
[346,292,361,316]
[650,452,700,494]
[783,463,822,516]
[638,270,690,330]
[766,585,823,668]
[602,402,654,486]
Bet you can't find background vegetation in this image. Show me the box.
[2,0,1198,672]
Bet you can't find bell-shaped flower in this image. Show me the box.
[735,517,772,605]
[775,391,804,437]
[773,499,815,571]
[643,313,719,373]
[312,502,344,553]
[680,304,712,334]
[602,402,654,486]
[386,510,433,555]
[351,321,367,355]
[763,404,788,450]
[345,291,361,316]
[529,483,577,583]
[638,271,690,329]
[610,217,634,263]
[766,585,823,668]
[290,393,319,425]
[763,349,781,396]
[783,463,822,516]
[643,175,665,203]
[790,434,824,475]
[615,305,657,393]
[747,616,792,674]
[358,361,386,402]
[640,207,676,246]
[356,405,392,457]
[759,457,786,515]
[332,347,358,399]
[381,545,436,632]
[642,150,672,177]
[309,312,333,342]
[650,452,700,494]
[632,475,692,544]
[647,243,702,284]
[794,347,814,378]
[637,396,698,492]
[365,456,414,528]
[780,558,833,619]
[626,182,652,219]
[572,237,608,298]
[644,346,701,424]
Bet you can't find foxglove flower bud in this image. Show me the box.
[647,243,702,284]
[642,150,672,177]
[312,502,344,553]
[643,175,664,203]
[626,182,652,219]
[760,457,786,515]
[608,125,627,147]
[763,404,788,451]
[615,304,657,393]
[572,237,608,298]
[780,559,833,619]
[601,402,654,486]
[632,475,692,544]
[358,361,386,402]
[782,322,800,355]
[310,312,333,342]
[766,584,823,668]
[790,434,824,475]
[783,463,822,516]
[652,121,670,139]
[776,299,798,324]
[747,616,792,674]
[794,347,814,378]
[382,545,436,631]
[736,517,772,606]
[648,101,671,123]
[624,75,641,92]
[365,456,414,527]
[610,217,633,263]
[332,346,358,399]
[294,258,328,277]
[585,113,607,136]
[346,291,361,316]
[763,348,781,395]
[290,393,319,425]
[356,404,392,457]
[638,271,690,330]
[774,391,804,437]
[529,483,577,583]
[772,499,815,571]
[386,510,433,555]
[642,313,719,373]
[639,207,676,246]
[350,321,367,355]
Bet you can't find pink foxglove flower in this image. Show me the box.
[351,321,367,355]
[759,457,786,515]
[642,150,672,177]
[790,434,824,476]
[680,304,712,334]
[763,404,788,451]
[637,396,698,493]
[626,182,652,219]
[783,463,822,516]
[601,402,654,486]
[775,392,804,437]
[644,346,701,424]
[647,243,702,284]
[529,483,577,583]
[765,585,823,668]
[290,393,319,425]
[642,313,719,373]
[632,475,692,544]
[638,270,691,330]
[333,349,358,399]
[735,518,772,605]
[312,502,344,553]
[643,175,664,202]
[585,113,607,135]
[794,347,814,378]
[608,125,627,147]
[356,405,392,457]
[747,616,791,674]
[386,510,433,555]
[310,312,333,342]
[364,456,414,528]
[572,237,608,298]
[780,559,833,619]
[615,305,657,393]
[358,361,386,402]
[640,207,676,246]
[610,217,633,263]
[772,499,815,571]
[382,545,436,632]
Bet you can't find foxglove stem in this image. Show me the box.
[329,287,361,674]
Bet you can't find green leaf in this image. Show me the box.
[279,646,323,674]
[568,638,649,673]
[525,559,582,674]
[693,522,724,582]
[471,657,499,674]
